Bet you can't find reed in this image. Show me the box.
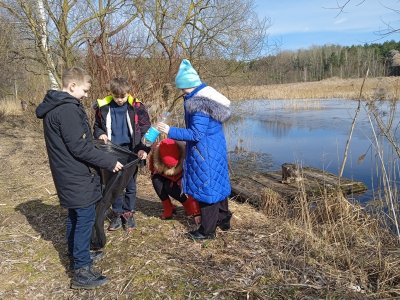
[256,170,400,297]
[365,105,400,241]
[221,76,400,101]
[0,97,23,117]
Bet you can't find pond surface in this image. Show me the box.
[225,99,400,202]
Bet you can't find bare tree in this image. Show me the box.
[0,0,268,113]
[0,0,59,87]
[0,16,19,97]
[134,0,268,77]
[329,0,400,37]
[0,0,135,89]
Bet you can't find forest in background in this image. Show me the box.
[247,41,400,85]
[0,0,399,119]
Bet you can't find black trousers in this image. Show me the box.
[198,198,230,235]
[151,174,187,203]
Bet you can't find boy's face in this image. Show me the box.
[68,80,91,100]
[113,93,128,106]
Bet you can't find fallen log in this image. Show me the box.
[230,163,367,208]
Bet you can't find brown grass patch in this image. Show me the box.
[221,76,400,101]
[0,98,24,117]
[260,187,287,217]
[255,179,400,298]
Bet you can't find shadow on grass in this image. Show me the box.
[15,197,196,273]
[15,199,71,274]
[135,196,199,230]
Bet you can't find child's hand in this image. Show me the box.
[137,150,147,160]
[113,161,123,172]
[157,122,170,134]
[98,134,108,144]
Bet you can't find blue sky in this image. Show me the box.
[254,0,400,51]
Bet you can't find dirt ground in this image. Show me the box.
[0,116,279,299]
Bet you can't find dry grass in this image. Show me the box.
[0,97,24,118]
[259,183,400,297]
[1,111,399,299]
[221,76,400,101]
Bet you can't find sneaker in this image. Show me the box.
[90,250,104,263]
[186,229,216,240]
[108,215,122,231]
[122,211,136,232]
[68,251,104,270]
[217,213,232,231]
[70,265,108,289]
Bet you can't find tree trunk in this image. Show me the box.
[37,0,60,89]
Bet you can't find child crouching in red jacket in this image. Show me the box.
[148,138,200,223]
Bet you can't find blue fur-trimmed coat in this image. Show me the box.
[167,83,231,204]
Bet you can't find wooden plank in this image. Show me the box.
[230,164,368,208]
[300,167,368,194]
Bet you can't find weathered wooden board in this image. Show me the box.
[230,165,367,207]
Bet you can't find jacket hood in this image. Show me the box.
[36,90,79,119]
[185,86,231,123]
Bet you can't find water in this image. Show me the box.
[225,99,400,202]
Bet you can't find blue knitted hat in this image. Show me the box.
[175,59,202,89]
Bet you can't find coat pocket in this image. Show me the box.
[193,146,205,161]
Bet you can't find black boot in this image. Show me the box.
[122,211,136,232]
[71,265,108,289]
[108,212,122,231]
[186,229,216,240]
[217,212,232,231]
[68,251,104,270]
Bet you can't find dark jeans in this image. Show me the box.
[66,204,96,269]
[112,167,138,213]
[198,198,230,235]
[151,174,187,203]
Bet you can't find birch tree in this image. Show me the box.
[37,0,58,88]
[0,0,136,89]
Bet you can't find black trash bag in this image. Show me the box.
[91,141,140,250]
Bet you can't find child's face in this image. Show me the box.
[113,93,128,106]
[68,80,91,100]
[181,88,195,95]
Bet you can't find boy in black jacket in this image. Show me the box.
[93,77,151,232]
[36,67,123,289]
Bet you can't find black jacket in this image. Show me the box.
[36,90,118,208]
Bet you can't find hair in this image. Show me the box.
[62,67,92,88]
[109,77,130,96]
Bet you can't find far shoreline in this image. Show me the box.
[221,76,400,101]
